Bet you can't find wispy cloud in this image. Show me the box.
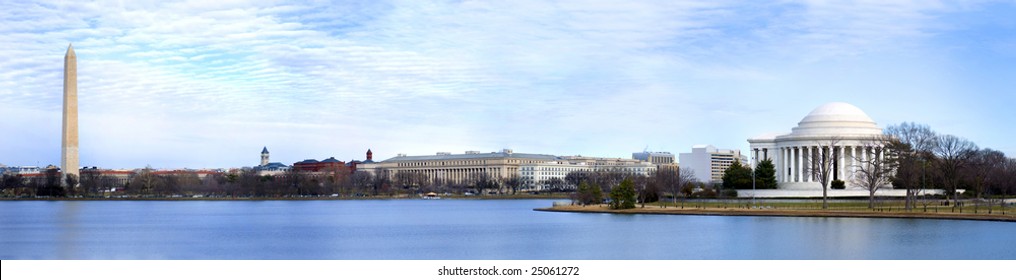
[1,0,1014,168]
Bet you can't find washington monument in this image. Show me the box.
[62,44,78,186]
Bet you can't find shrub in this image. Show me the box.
[691,188,717,198]
[720,188,738,198]
[831,180,846,190]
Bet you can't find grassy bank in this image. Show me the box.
[537,202,1016,222]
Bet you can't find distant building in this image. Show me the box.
[356,149,660,191]
[0,165,42,176]
[261,147,269,166]
[293,157,347,173]
[357,149,557,186]
[343,149,374,172]
[519,157,656,191]
[254,147,290,175]
[518,161,590,190]
[632,151,675,165]
[678,145,747,184]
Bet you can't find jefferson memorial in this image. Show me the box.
[748,102,885,190]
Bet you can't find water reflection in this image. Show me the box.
[0,200,1012,259]
[57,201,81,259]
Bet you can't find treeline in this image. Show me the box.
[719,159,778,190]
[568,167,717,209]
[0,167,547,198]
[885,122,1016,211]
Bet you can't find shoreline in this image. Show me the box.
[535,204,1016,223]
[0,194,570,201]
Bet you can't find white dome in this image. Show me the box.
[785,102,882,137]
[800,102,875,124]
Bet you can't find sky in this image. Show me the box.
[1,0,1015,169]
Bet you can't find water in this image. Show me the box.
[0,199,1012,259]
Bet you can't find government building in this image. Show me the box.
[357,149,557,186]
[748,102,886,190]
[357,149,658,191]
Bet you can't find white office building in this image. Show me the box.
[678,145,747,184]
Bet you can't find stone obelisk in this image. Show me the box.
[62,44,79,186]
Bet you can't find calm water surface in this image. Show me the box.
[0,199,1012,259]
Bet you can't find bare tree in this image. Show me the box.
[852,136,896,209]
[1001,158,1016,214]
[471,172,500,195]
[807,137,842,209]
[631,174,650,208]
[1,174,26,197]
[168,171,201,195]
[592,168,626,195]
[349,171,373,196]
[565,170,592,189]
[371,168,393,196]
[655,167,696,208]
[966,149,1006,213]
[933,134,978,208]
[884,122,938,210]
[503,176,522,195]
[79,171,101,197]
[129,167,162,196]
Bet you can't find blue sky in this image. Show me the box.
[1,0,1014,169]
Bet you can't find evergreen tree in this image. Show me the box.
[754,159,778,189]
[575,181,602,205]
[609,178,636,209]
[721,160,753,189]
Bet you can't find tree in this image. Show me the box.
[37,168,66,197]
[1000,158,1016,214]
[349,171,374,196]
[807,137,842,209]
[966,149,1006,213]
[721,160,752,190]
[172,172,202,195]
[472,172,499,195]
[503,176,522,194]
[853,136,896,209]
[574,181,602,205]
[640,177,661,205]
[1,174,26,196]
[544,177,566,192]
[592,169,626,195]
[565,170,592,189]
[654,167,696,208]
[753,159,778,189]
[933,134,978,208]
[609,178,636,209]
[371,168,394,196]
[79,171,101,197]
[128,168,163,196]
[64,174,79,196]
[885,122,938,211]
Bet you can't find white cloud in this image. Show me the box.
[1,0,1014,168]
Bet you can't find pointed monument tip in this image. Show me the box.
[66,43,76,56]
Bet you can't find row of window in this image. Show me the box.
[396,159,548,167]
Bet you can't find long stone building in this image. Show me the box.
[357,149,557,185]
[357,149,658,190]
